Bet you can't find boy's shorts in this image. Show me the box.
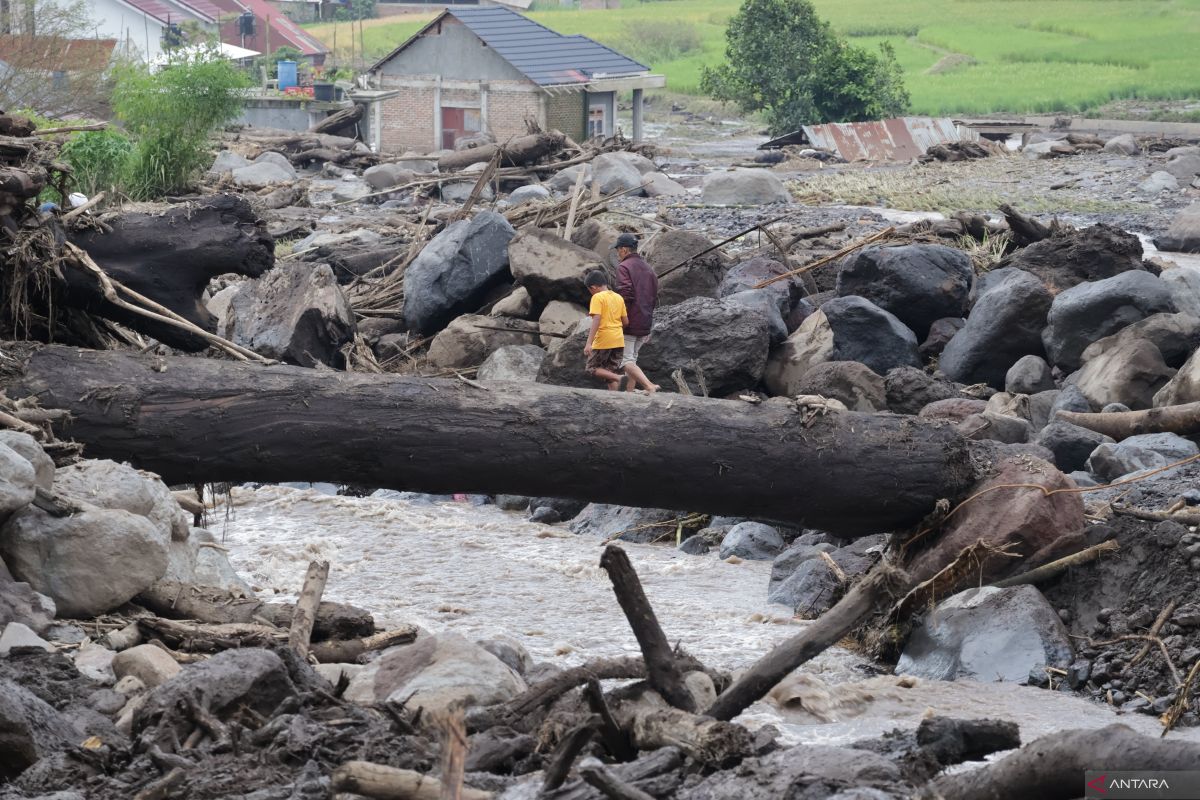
[586,347,622,374]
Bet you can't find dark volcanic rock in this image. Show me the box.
[836,244,973,338]
[996,223,1146,293]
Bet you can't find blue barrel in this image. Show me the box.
[277,60,298,90]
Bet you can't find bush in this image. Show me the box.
[701,0,909,134]
[59,129,133,199]
[112,53,251,199]
[614,21,702,64]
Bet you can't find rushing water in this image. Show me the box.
[217,486,1199,747]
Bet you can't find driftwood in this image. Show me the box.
[614,705,752,766]
[926,724,1200,800]
[311,104,364,136]
[6,346,979,536]
[999,203,1054,246]
[578,759,656,800]
[436,131,566,172]
[331,761,492,800]
[1055,402,1200,440]
[288,560,330,658]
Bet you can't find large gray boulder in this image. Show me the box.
[687,743,900,800]
[768,537,879,617]
[362,163,415,190]
[719,256,800,312]
[0,567,55,635]
[0,444,35,521]
[885,367,960,416]
[1160,266,1200,318]
[1035,420,1114,473]
[835,244,973,338]
[154,527,254,597]
[570,504,679,543]
[939,268,1052,388]
[794,361,887,411]
[538,300,587,345]
[1103,133,1139,155]
[427,314,539,369]
[53,459,189,542]
[508,227,600,306]
[0,432,52,491]
[0,679,77,779]
[642,172,687,197]
[1085,432,1199,482]
[637,297,772,396]
[641,230,728,306]
[228,262,355,368]
[995,223,1145,293]
[591,153,645,196]
[701,168,790,205]
[507,184,551,205]
[1079,311,1200,368]
[895,585,1072,682]
[722,289,788,346]
[1155,348,1200,405]
[1005,355,1054,395]
[535,326,593,389]
[1070,338,1175,410]
[1041,271,1176,370]
[718,522,785,561]
[1163,150,1200,183]
[344,632,525,714]
[402,211,516,335]
[208,149,250,175]
[1155,203,1200,253]
[765,296,919,395]
[477,344,546,382]
[231,161,293,188]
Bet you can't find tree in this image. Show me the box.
[111,50,251,199]
[701,0,909,134]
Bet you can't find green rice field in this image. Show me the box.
[307,0,1200,116]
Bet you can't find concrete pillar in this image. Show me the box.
[632,88,643,143]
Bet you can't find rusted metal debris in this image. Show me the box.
[760,116,979,161]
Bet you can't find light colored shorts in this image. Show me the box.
[622,334,648,366]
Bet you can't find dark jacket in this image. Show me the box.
[616,253,658,337]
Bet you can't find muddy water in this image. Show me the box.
[217,486,1199,747]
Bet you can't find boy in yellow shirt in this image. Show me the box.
[583,270,628,390]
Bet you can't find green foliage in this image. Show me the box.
[333,0,375,21]
[59,129,133,198]
[701,0,908,132]
[614,20,702,63]
[111,54,251,199]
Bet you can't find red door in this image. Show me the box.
[441,107,463,150]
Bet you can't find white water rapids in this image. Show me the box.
[217,485,1199,747]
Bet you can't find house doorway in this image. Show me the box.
[441,106,481,149]
[587,104,606,139]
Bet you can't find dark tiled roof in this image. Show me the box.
[373,6,648,86]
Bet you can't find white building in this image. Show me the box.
[85,0,218,65]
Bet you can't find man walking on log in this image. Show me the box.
[614,233,660,393]
[584,270,628,391]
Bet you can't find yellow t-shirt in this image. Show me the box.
[588,289,627,350]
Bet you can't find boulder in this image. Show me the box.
[1035,420,1114,473]
[642,172,687,197]
[719,256,799,311]
[835,244,973,338]
[995,224,1145,293]
[687,743,900,800]
[538,300,588,345]
[0,571,55,634]
[1155,203,1200,253]
[919,317,965,358]
[362,163,415,190]
[1137,171,1178,195]
[918,397,988,423]
[332,177,372,203]
[1103,134,1139,155]
[570,219,621,271]
[528,497,587,523]
[490,287,533,319]
[638,297,772,396]
[895,585,1072,682]
[112,644,181,689]
[701,169,790,205]
[254,151,296,175]
[0,506,168,617]
[0,622,50,654]
[907,455,1084,585]
[427,314,539,369]
[0,679,76,779]
[228,263,355,368]
[641,230,728,306]
[607,151,658,175]
[0,433,52,492]
[477,344,546,382]
[793,361,886,411]
[548,164,591,193]
[231,162,293,188]
[722,289,788,346]
[1160,267,1200,319]
[1070,338,1175,410]
[939,268,1053,388]
[884,367,959,415]
[1155,348,1200,405]
[507,184,551,205]
[956,411,1033,444]
[535,326,593,389]
[52,459,188,543]
[208,150,250,175]
[0,444,35,520]
[154,528,254,596]
[768,541,836,598]
[569,504,679,544]
[440,179,495,204]
[1080,311,1200,368]
[1051,383,1092,415]
[718,522,785,561]
[343,632,525,714]
[508,227,601,306]
[591,153,645,196]
[1005,355,1054,395]
[1086,433,1199,482]
[768,538,879,616]
[1163,151,1200,182]
[1028,389,1059,430]
[402,211,516,335]
[1041,271,1176,370]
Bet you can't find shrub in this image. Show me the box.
[112,53,251,199]
[59,129,133,199]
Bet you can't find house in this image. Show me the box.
[85,0,217,64]
[367,6,663,153]
[211,0,329,66]
[0,35,116,116]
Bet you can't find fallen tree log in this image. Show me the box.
[310,104,364,136]
[1055,402,1200,440]
[437,131,567,172]
[64,194,274,350]
[5,346,980,537]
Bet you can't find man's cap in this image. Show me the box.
[614,233,638,249]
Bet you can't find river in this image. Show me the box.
[216,485,1199,748]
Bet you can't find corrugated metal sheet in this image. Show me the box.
[763,117,978,161]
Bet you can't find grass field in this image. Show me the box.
[306,0,1200,116]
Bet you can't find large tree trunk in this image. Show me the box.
[437,132,566,172]
[4,346,979,536]
[64,194,274,351]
